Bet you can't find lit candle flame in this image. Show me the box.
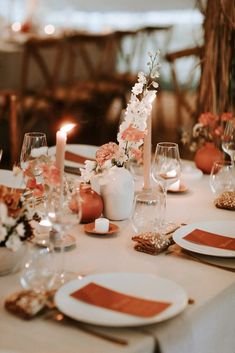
[60,123,76,133]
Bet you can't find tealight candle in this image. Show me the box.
[37,219,52,234]
[169,180,180,191]
[95,218,109,233]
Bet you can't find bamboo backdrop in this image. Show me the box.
[197,0,235,115]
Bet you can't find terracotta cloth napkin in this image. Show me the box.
[70,282,171,318]
[183,229,235,251]
[65,151,95,164]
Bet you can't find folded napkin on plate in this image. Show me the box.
[70,282,171,317]
[65,151,95,164]
[183,229,235,251]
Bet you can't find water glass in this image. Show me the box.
[20,243,56,293]
[131,190,164,234]
[210,160,235,195]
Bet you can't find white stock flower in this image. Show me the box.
[137,72,147,84]
[4,216,17,227]
[0,203,8,223]
[85,160,97,172]
[0,225,7,242]
[132,82,144,95]
[16,223,25,238]
[152,81,159,89]
[102,159,113,170]
[5,234,22,251]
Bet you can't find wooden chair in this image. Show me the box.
[20,36,67,140]
[165,46,203,127]
[0,91,21,166]
[21,36,65,97]
[60,31,129,144]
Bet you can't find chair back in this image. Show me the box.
[165,46,203,125]
[21,36,66,95]
[65,32,116,84]
[0,91,20,166]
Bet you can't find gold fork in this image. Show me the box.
[44,309,128,346]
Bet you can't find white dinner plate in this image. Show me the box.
[48,144,98,167]
[0,169,24,189]
[173,221,235,258]
[55,272,188,327]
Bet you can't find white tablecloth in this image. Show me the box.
[0,162,234,353]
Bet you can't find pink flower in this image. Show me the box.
[26,178,45,197]
[96,142,119,166]
[220,112,233,121]
[121,124,146,142]
[41,163,60,186]
[198,112,218,129]
[130,147,143,162]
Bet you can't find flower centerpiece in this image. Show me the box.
[81,51,160,183]
[181,112,234,173]
[80,52,160,220]
[181,112,234,152]
[0,185,35,275]
[0,185,34,251]
[17,155,60,197]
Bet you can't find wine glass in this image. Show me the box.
[222,119,235,164]
[210,160,235,195]
[131,190,164,234]
[20,132,48,211]
[20,132,48,172]
[151,142,181,228]
[45,184,82,287]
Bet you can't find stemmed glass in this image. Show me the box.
[46,184,82,287]
[151,142,181,228]
[21,185,82,293]
[20,132,48,172]
[20,132,48,211]
[210,160,235,196]
[222,119,235,164]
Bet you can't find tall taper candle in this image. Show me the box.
[143,113,152,190]
[56,129,67,183]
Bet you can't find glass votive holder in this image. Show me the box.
[131,189,163,235]
[210,160,235,195]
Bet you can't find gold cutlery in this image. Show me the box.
[166,244,235,272]
[44,309,128,346]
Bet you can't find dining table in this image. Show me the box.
[0,145,234,353]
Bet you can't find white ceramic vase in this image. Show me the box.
[0,245,26,276]
[99,166,134,221]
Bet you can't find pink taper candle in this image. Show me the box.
[56,130,67,183]
[143,113,152,190]
[56,123,75,184]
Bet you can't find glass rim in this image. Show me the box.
[156,142,178,148]
[24,132,46,137]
